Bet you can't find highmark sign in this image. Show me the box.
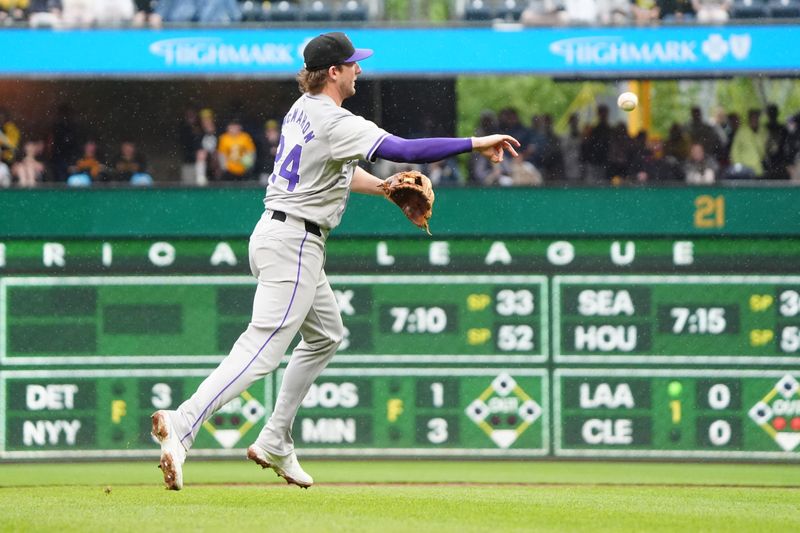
[548,32,751,66]
[0,26,790,77]
[147,36,309,67]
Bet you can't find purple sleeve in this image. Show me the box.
[373,135,472,163]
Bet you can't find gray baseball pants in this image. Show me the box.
[170,211,343,455]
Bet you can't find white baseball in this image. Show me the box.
[617,92,638,112]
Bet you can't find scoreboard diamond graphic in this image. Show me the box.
[748,374,800,452]
[465,373,541,449]
[202,390,266,449]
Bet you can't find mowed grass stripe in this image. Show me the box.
[0,484,798,533]
[1,460,799,487]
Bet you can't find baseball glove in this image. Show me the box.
[379,170,435,235]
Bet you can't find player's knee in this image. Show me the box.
[330,319,345,348]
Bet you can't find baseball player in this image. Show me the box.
[151,31,519,490]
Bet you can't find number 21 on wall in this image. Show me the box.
[694,195,725,228]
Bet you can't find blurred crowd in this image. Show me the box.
[1,0,798,26]
[0,0,244,27]
[0,105,155,187]
[0,103,277,187]
[3,102,800,188]
[458,103,800,187]
[519,0,740,26]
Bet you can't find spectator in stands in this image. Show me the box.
[27,0,61,27]
[195,0,242,23]
[561,0,598,23]
[423,158,462,186]
[507,155,543,186]
[631,0,660,23]
[602,0,633,23]
[196,108,219,184]
[561,113,583,182]
[0,108,21,167]
[520,0,564,26]
[69,139,106,181]
[110,140,148,182]
[634,138,684,182]
[469,110,500,184]
[178,105,202,185]
[721,111,740,166]
[475,110,499,138]
[657,0,695,20]
[94,0,136,26]
[11,139,46,187]
[256,119,281,185]
[692,0,730,22]
[581,104,612,183]
[0,0,27,24]
[663,122,691,162]
[683,142,718,184]
[132,0,157,26]
[498,107,530,156]
[563,0,630,24]
[537,114,564,181]
[217,117,256,181]
[710,107,730,162]
[607,122,633,180]
[628,129,651,177]
[525,114,545,169]
[764,103,790,180]
[151,0,241,25]
[49,103,82,182]
[60,0,95,27]
[730,108,767,177]
[0,159,10,188]
[786,113,800,181]
[474,152,542,186]
[686,106,723,162]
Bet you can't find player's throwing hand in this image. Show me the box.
[472,134,520,163]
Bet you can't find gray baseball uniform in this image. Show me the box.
[169,92,388,455]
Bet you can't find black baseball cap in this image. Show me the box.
[303,32,373,71]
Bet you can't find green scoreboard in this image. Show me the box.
[1,235,799,461]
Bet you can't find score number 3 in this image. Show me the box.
[694,195,725,228]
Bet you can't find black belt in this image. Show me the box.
[271,210,322,237]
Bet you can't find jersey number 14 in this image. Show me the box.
[270,134,302,191]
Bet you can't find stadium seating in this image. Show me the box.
[240,0,263,21]
[768,0,800,18]
[336,0,369,21]
[464,0,494,21]
[304,0,334,21]
[263,0,302,22]
[730,0,769,18]
[494,0,524,21]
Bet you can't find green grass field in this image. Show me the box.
[1,460,799,532]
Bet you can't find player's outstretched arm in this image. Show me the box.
[373,134,520,165]
[471,134,520,163]
[350,166,386,196]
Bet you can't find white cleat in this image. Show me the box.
[247,445,313,489]
[151,410,187,491]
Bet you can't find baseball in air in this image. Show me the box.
[617,92,638,112]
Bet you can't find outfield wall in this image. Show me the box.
[1,186,799,461]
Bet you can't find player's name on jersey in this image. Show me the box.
[4,237,797,273]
